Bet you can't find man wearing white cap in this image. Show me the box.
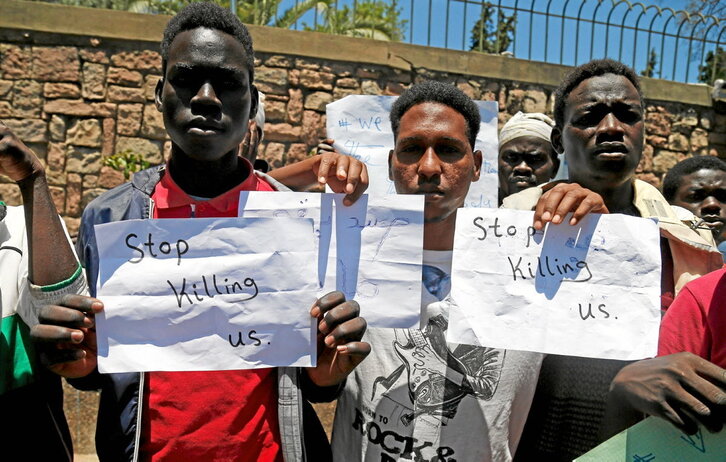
[498,111,559,205]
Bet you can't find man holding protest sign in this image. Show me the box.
[330,81,605,461]
[504,59,724,461]
[30,3,369,461]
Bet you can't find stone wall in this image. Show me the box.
[0,0,724,456]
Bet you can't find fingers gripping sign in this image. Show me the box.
[315,139,370,206]
[533,181,610,230]
[308,291,370,387]
[30,294,104,379]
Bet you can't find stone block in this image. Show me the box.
[285,143,309,164]
[67,119,103,147]
[652,150,684,174]
[287,89,303,124]
[384,82,406,96]
[45,169,66,187]
[361,80,381,95]
[44,99,116,118]
[456,81,478,100]
[102,118,116,157]
[690,128,709,153]
[44,83,81,99]
[264,100,287,122]
[3,119,47,143]
[12,80,42,118]
[0,102,12,118]
[301,111,324,146]
[336,78,359,89]
[163,141,172,162]
[646,135,667,149]
[49,115,66,142]
[32,46,80,82]
[47,142,66,171]
[304,91,333,112]
[264,123,301,142]
[255,67,288,95]
[62,216,80,238]
[82,175,98,188]
[98,166,125,189]
[82,62,106,100]
[0,184,21,205]
[110,51,162,72]
[66,146,102,174]
[1,45,32,79]
[523,89,548,113]
[264,56,292,68]
[637,144,653,173]
[299,70,334,90]
[288,69,300,87]
[0,80,12,98]
[141,104,166,140]
[262,142,285,169]
[356,67,381,79]
[107,67,143,87]
[108,86,145,103]
[667,132,689,152]
[117,104,143,136]
[144,75,161,101]
[676,108,698,127]
[79,48,109,64]
[115,136,163,164]
[709,132,726,145]
[645,112,671,137]
[636,172,660,189]
[65,173,82,217]
[295,58,320,70]
[48,186,66,214]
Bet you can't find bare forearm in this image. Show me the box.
[18,172,78,285]
[268,156,319,191]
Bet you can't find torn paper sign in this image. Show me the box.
[326,95,499,208]
[447,209,661,360]
[239,192,424,328]
[94,217,318,373]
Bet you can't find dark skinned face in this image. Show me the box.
[155,27,257,162]
[553,74,644,190]
[672,168,726,239]
[498,135,559,198]
[389,102,482,224]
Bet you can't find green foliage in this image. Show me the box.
[641,49,658,78]
[469,3,516,54]
[303,0,405,41]
[698,47,726,85]
[104,150,151,179]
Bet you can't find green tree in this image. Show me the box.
[641,48,658,78]
[469,3,516,54]
[303,0,405,41]
[698,47,726,84]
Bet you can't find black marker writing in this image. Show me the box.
[167,274,258,308]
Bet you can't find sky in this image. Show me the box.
[277,0,722,84]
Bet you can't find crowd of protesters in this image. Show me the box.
[1,2,725,461]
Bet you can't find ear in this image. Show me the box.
[154,77,164,112]
[551,126,564,155]
[472,150,483,181]
[550,149,561,180]
[388,149,394,181]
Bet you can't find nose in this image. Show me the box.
[191,81,221,111]
[417,147,442,180]
[701,196,724,216]
[596,112,624,139]
[512,160,532,174]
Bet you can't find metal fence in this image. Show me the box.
[269,0,724,84]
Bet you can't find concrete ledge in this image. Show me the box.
[0,0,713,107]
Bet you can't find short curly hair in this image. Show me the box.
[662,156,726,202]
[553,59,642,129]
[160,2,254,81]
[390,81,481,149]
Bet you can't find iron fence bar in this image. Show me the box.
[631,4,651,70]
[574,0,589,64]
[658,12,677,79]
[496,0,503,55]
[714,28,726,83]
[590,1,605,61]
[445,0,451,48]
[618,2,636,62]
[528,0,538,60]
[462,0,468,50]
[560,0,574,64]
[605,1,627,58]
[685,16,706,82]
[409,0,414,43]
[544,0,555,61]
[672,13,690,81]
[513,0,521,54]
[699,22,720,83]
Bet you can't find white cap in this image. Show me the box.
[499,111,554,147]
[254,92,265,140]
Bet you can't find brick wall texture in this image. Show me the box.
[1,32,725,456]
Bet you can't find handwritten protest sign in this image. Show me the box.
[447,209,661,360]
[576,417,726,462]
[326,95,499,208]
[239,191,424,328]
[94,217,318,373]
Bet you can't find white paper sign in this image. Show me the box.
[447,209,662,360]
[326,95,499,208]
[94,217,318,373]
[239,192,424,328]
